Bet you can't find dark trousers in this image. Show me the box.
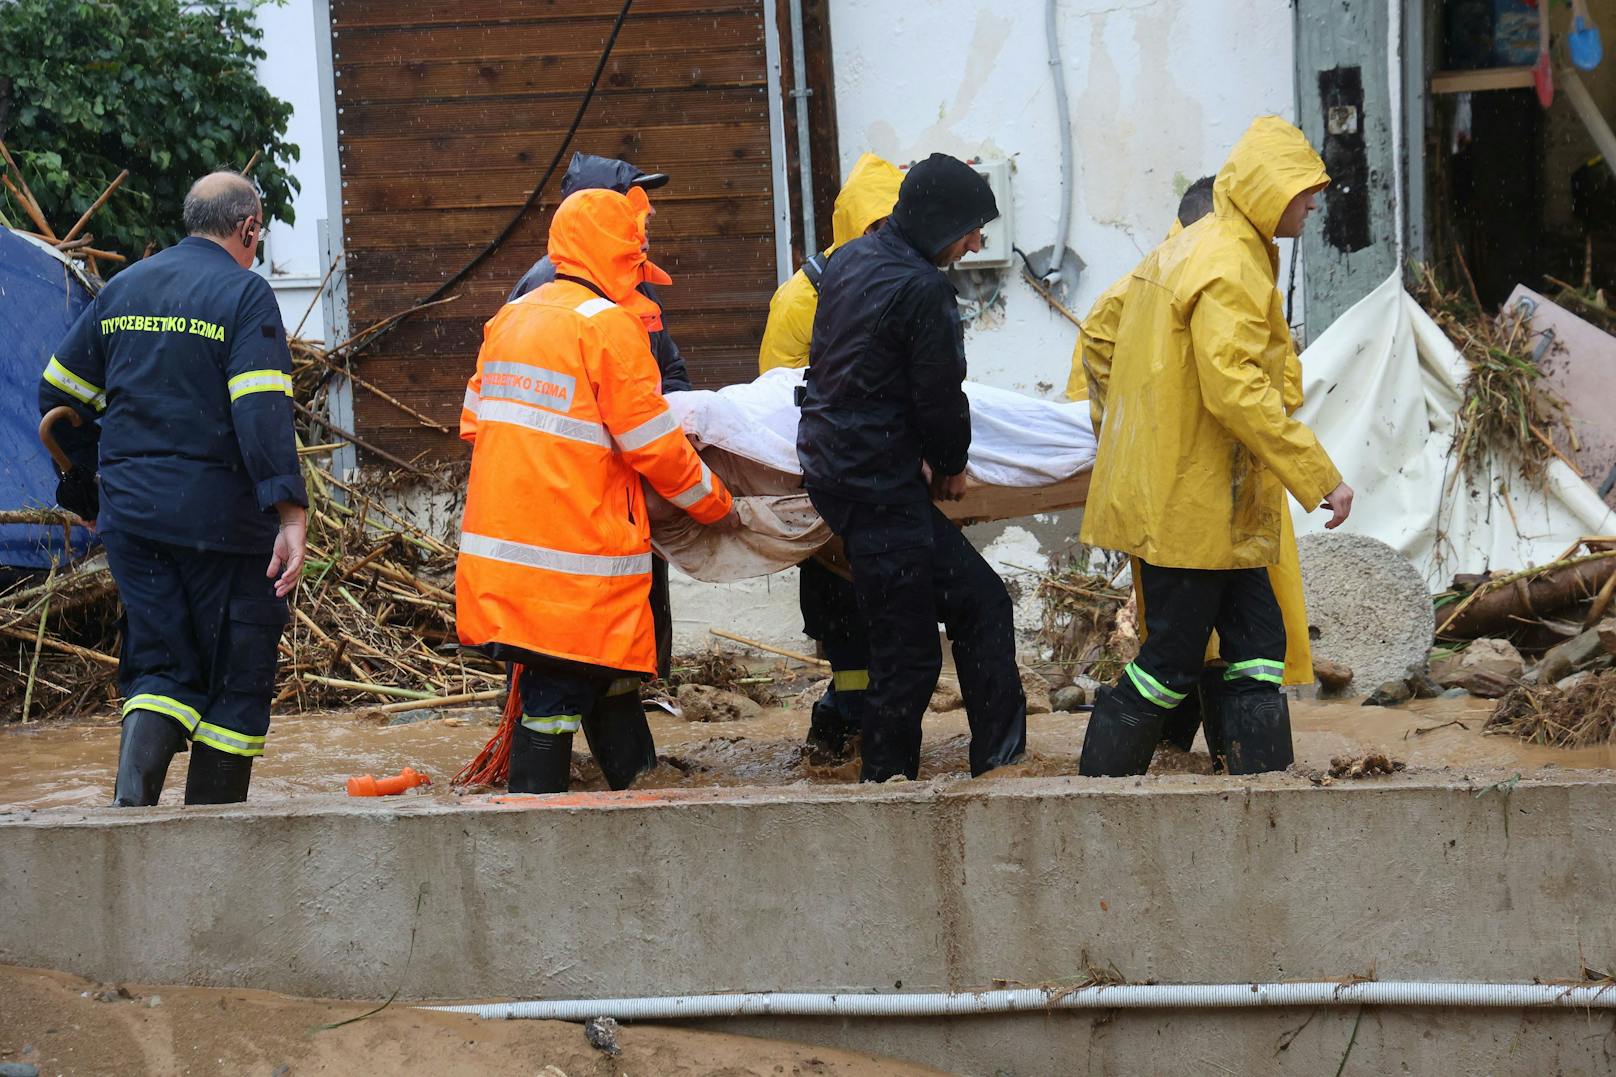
[1117,561,1286,712]
[488,645,657,791]
[808,490,1026,781]
[799,556,870,740]
[651,555,673,682]
[100,529,286,758]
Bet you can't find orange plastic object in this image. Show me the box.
[347,767,432,797]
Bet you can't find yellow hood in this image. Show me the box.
[829,153,903,251]
[1212,116,1329,242]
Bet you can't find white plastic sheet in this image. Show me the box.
[1290,272,1616,586]
[664,366,1095,487]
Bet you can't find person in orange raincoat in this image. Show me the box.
[457,186,737,794]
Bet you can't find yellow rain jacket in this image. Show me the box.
[757,153,904,373]
[1082,114,1341,580]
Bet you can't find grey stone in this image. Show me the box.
[1439,687,1471,700]
[1407,667,1445,699]
[1434,638,1526,690]
[0,1064,40,1077]
[386,709,440,727]
[1528,625,1615,686]
[1298,533,1434,694]
[1363,679,1413,706]
[1050,685,1088,712]
[1556,670,1597,692]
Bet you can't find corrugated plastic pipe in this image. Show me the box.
[425,982,1616,1021]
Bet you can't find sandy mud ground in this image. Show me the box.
[1,692,1612,811]
[0,965,949,1077]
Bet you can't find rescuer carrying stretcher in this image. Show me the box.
[456,184,737,795]
[758,152,904,761]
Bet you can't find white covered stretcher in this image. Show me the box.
[649,368,1095,581]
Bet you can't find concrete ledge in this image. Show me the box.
[5,774,1615,1073]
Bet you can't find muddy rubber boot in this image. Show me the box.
[806,687,860,763]
[582,692,658,791]
[1158,682,1203,753]
[1079,686,1166,777]
[183,742,253,805]
[1200,671,1228,772]
[1220,690,1294,775]
[113,709,188,806]
[508,727,574,794]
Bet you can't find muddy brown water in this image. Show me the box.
[2,695,1613,811]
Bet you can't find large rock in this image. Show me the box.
[675,684,761,723]
[1433,638,1526,696]
[1527,621,1616,685]
[1299,533,1435,693]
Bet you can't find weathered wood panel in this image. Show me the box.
[331,0,776,462]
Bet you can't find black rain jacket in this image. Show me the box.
[797,154,997,504]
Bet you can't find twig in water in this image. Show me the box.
[20,564,55,723]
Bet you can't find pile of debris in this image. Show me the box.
[1028,551,1135,686]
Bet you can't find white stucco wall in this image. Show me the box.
[253,0,328,342]
[829,0,1301,396]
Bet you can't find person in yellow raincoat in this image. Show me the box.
[756,153,903,759]
[1078,115,1354,777]
[1071,175,1317,764]
[758,153,904,374]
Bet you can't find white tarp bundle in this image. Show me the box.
[664,366,1096,486]
[1291,272,1616,587]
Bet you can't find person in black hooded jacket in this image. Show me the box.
[796,153,1027,783]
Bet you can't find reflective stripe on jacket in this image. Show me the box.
[457,189,730,674]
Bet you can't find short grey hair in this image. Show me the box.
[182,171,262,237]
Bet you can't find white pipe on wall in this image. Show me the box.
[425,981,1616,1021]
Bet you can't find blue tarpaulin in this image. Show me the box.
[0,227,97,569]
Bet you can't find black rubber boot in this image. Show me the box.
[183,742,254,805]
[1079,685,1166,777]
[113,709,188,807]
[582,691,658,791]
[806,686,861,763]
[1220,689,1294,775]
[508,727,574,794]
[1158,683,1203,753]
[1200,670,1228,772]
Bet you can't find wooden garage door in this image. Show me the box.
[329,0,777,463]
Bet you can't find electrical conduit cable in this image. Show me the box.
[1043,0,1073,291]
[425,982,1616,1021]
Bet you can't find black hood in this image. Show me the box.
[889,154,998,260]
[559,152,670,197]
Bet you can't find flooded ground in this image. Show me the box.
[3,691,1613,812]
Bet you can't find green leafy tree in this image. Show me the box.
[0,0,299,271]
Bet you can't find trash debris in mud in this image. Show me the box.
[674,683,762,723]
[1022,550,1134,683]
[584,1016,622,1058]
[1413,262,1570,485]
[1487,669,1616,748]
[1294,751,1406,784]
[667,649,793,706]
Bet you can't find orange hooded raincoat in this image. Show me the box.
[456,187,732,674]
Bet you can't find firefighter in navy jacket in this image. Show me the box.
[40,171,307,806]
